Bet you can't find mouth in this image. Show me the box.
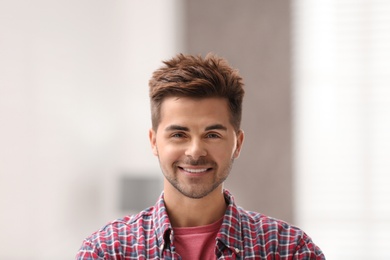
[178,166,212,174]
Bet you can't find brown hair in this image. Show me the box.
[149,53,245,132]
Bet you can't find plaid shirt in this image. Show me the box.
[76,190,325,259]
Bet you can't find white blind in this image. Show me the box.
[292,1,390,259]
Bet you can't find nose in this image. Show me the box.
[185,138,207,160]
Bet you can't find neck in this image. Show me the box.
[163,185,227,227]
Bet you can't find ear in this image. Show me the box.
[149,128,158,156]
[233,130,244,159]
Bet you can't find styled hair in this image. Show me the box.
[149,53,245,132]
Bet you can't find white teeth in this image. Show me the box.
[183,168,208,173]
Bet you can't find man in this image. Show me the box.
[76,54,325,259]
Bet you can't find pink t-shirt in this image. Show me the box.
[172,217,223,260]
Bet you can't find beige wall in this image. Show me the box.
[185,0,293,222]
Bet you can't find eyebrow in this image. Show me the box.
[205,124,227,131]
[165,125,189,132]
[164,124,227,132]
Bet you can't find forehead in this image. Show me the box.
[159,97,232,128]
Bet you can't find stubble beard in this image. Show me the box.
[159,156,235,199]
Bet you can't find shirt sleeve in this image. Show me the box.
[75,239,104,260]
[292,233,326,260]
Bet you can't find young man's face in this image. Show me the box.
[149,97,244,199]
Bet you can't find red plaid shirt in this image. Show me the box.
[76,190,325,259]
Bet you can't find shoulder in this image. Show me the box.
[76,207,155,259]
[238,208,325,259]
[239,208,301,237]
[90,206,155,242]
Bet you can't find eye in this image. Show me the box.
[171,132,186,138]
[205,132,221,139]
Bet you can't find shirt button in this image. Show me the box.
[234,248,240,254]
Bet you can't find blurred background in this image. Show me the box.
[0,0,389,259]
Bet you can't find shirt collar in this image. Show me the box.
[152,192,173,255]
[216,189,243,256]
[152,190,243,257]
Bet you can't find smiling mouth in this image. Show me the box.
[179,167,211,173]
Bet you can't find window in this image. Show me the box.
[293,1,390,259]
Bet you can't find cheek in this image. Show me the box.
[156,142,183,160]
[209,144,235,161]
